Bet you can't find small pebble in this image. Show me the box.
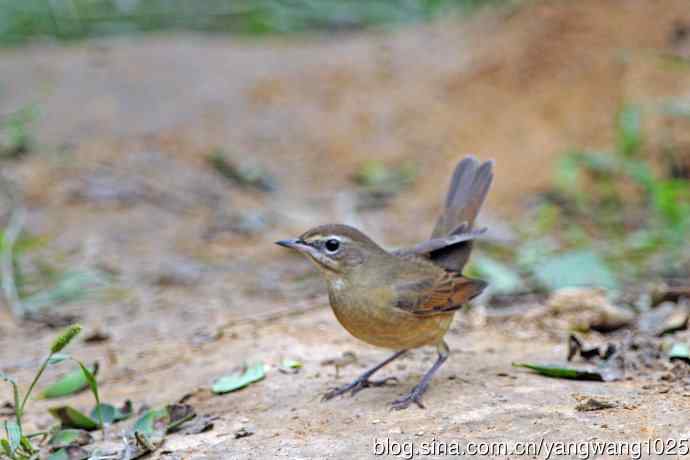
[234,426,255,439]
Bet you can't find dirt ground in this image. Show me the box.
[2,0,690,458]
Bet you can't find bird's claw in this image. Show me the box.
[390,386,426,410]
[322,376,398,401]
[351,376,398,396]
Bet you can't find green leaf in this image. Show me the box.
[652,179,690,228]
[90,402,132,425]
[4,420,21,454]
[48,353,71,366]
[617,104,642,157]
[76,362,102,430]
[573,151,620,175]
[212,362,265,394]
[281,359,302,369]
[515,237,559,270]
[48,429,93,448]
[131,405,195,438]
[623,158,655,192]
[47,449,70,460]
[353,160,390,186]
[352,160,417,194]
[19,435,34,453]
[555,151,584,193]
[132,408,169,436]
[532,250,618,291]
[40,363,98,399]
[471,255,523,295]
[0,229,44,255]
[49,401,132,431]
[1,439,12,457]
[46,445,90,460]
[513,363,604,381]
[23,270,107,312]
[48,407,100,431]
[669,343,690,362]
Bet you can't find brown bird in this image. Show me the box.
[277,156,493,409]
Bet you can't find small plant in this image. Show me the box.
[0,107,36,159]
[548,104,689,277]
[471,104,690,294]
[0,324,104,460]
[352,159,418,209]
[1,207,109,319]
[0,0,508,45]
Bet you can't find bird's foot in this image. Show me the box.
[390,384,427,410]
[322,376,398,401]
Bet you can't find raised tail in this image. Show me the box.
[429,156,494,271]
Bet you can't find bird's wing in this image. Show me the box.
[392,271,486,317]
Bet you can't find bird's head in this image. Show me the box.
[276,224,386,275]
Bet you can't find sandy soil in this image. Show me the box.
[1,0,690,458]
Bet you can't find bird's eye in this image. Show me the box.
[324,239,340,253]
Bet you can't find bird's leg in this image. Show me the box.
[323,350,407,401]
[391,341,450,410]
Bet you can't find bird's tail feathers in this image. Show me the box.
[429,156,494,271]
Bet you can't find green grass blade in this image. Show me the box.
[513,362,604,381]
[77,361,103,434]
[1,371,21,431]
[617,104,642,157]
[4,420,21,455]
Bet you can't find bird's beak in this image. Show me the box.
[275,238,309,251]
[276,237,340,273]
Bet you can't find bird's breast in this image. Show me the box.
[326,277,452,349]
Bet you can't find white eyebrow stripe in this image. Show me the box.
[325,235,351,243]
[305,234,351,243]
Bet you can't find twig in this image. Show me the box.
[1,207,26,318]
[134,432,156,452]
